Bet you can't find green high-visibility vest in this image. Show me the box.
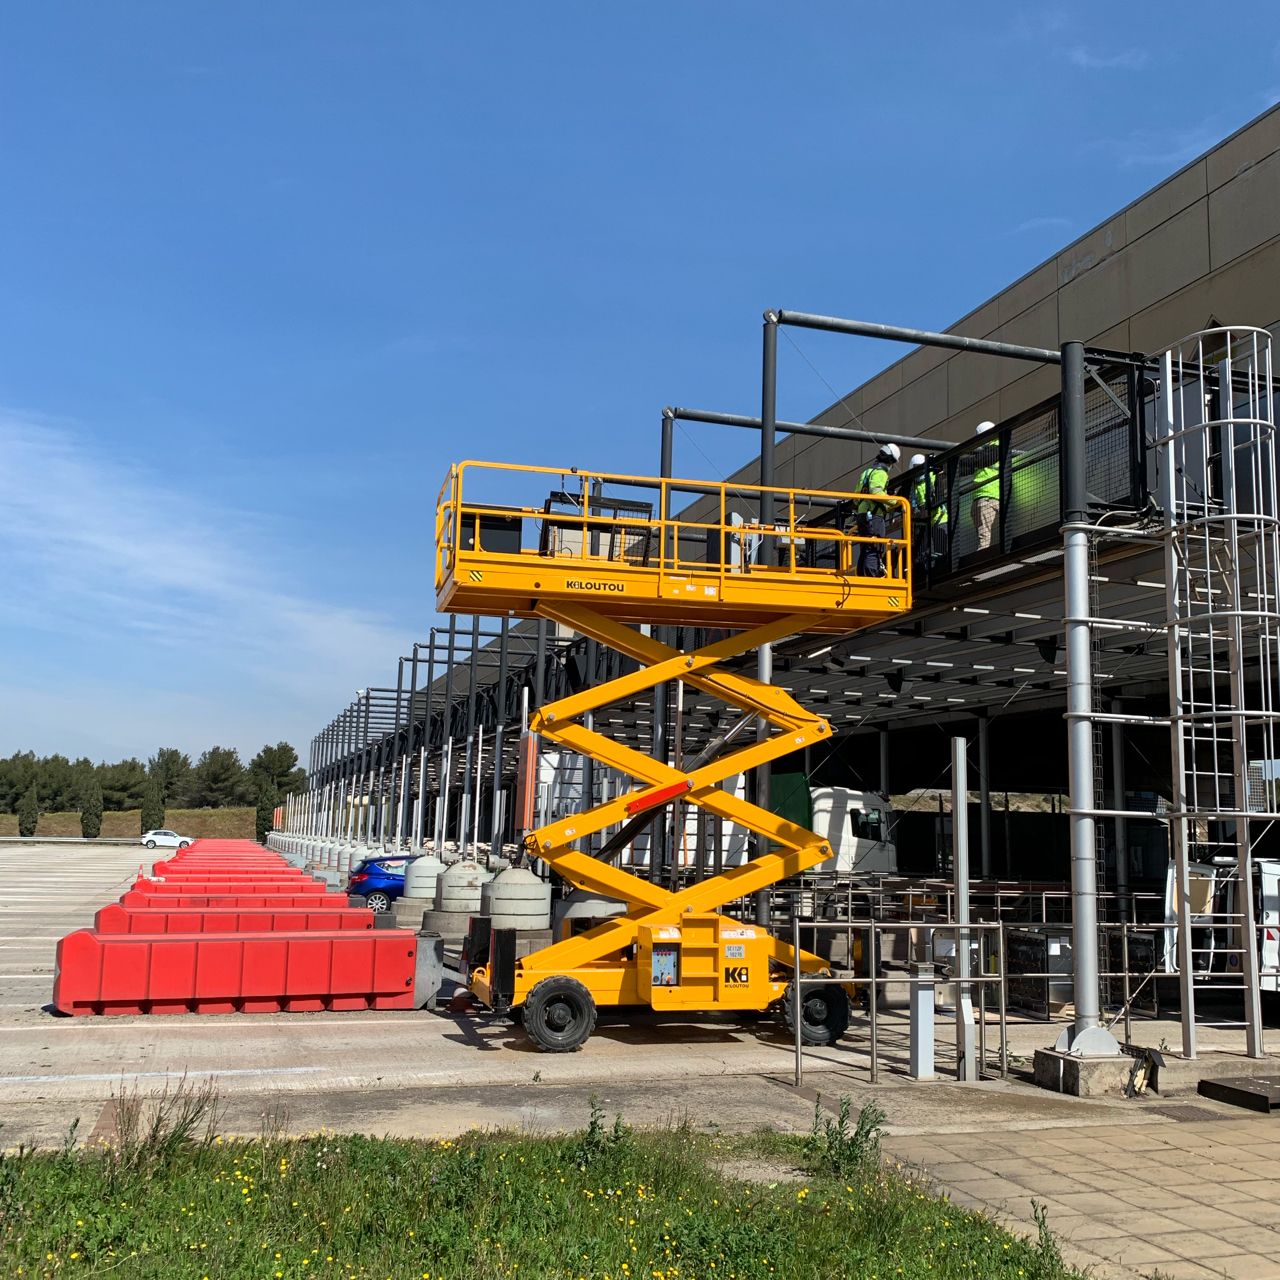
[857,464,890,514]
[911,476,948,525]
[974,453,1000,501]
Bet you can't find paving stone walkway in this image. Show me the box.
[888,1115,1280,1279]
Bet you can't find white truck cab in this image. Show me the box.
[1163,857,1280,988]
[810,786,897,875]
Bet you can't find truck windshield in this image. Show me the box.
[850,809,883,841]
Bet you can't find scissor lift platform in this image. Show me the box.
[434,461,912,1051]
[436,461,910,631]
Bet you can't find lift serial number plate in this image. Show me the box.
[725,944,746,958]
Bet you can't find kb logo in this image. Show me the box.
[724,965,749,984]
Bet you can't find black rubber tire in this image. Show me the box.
[523,976,597,1053]
[178,841,190,849]
[145,840,156,849]
[780,982,850,1047]
[365,891,392,913]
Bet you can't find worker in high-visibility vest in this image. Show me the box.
[851,443,900,577]
[971,420,1000,551]
[909,452,947,567]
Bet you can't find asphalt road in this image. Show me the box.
[0,842,1216,1151]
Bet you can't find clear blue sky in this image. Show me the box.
[1,3,1277,763]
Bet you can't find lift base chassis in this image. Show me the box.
[471,913,791,1013]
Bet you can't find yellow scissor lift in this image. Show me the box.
[435,461,911,1051]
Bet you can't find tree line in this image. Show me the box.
[1,743,307,841]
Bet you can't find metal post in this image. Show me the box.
[414,745,426,848]
[997,923,1008,1078]
[1219,357,1265,1058]
[868,923,879,1084]
[952,736,977,1080]
[472,726,484,858]
[669,671,685,888]
[418,634,437,848]
[1059,340,1120,1056]
[401,646,420,845]
[1110,702,1130,923]
[389,658,405,849]
[977,712,992,880]
[909,959,935,1080]
[490,617,510,852]
[755,313,778,927]
[459,615,480,852]
[792,911,804,1087]
[534,617,548,829]
[438,737,453,850]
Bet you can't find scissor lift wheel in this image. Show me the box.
[523,975,598,1053]
[780,981,851,1047]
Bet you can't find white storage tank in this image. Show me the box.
[404,855,446,901]
[434,859,493,913]
[482,866,552,930]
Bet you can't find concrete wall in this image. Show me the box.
[708,103,1280,499]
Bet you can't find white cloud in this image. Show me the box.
[1086,121,1222,170]
[1065,47,1148,72]
[0,411,407,757]
[1011,215,1073,235]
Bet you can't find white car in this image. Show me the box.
[141,829,192,850]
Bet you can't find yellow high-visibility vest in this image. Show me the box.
[912,476,948,525]
[857,464,890,514]
[974,460,1000,502]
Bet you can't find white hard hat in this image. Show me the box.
[878,442,901,463]
[975,419,996,435]
[909,453,925,467]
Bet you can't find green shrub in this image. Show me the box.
[803,1094,885,1178]
[16,782,38,837]
[255,778,278,844]
[80,779,104,839]
[139,776,164,834]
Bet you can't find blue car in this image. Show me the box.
[347,855,419,912]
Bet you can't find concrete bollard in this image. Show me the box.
[909,961,936,1080]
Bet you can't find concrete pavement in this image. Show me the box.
[8,841,1280,1279]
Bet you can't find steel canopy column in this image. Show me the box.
[403,645,420,845]
[952,736,976,1080]
[651,413,674,884]
[460,615,481,853]
[490,617,510,851]
[1058,340,1119,1057]
[389,658,405,849]
[533,617,548,831]
[755,312,778,927]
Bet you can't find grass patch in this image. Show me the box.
[0,808,255,840]
[0,1087,1081,1279]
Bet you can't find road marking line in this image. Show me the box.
[0,1066,326,1085]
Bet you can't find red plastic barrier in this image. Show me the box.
[130,878,326,895]
[149,870,309,882]
[95,903,375,934]
[52,929,418,1015]
[151,858,299,875]
[119,890,350,909]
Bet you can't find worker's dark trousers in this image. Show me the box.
[915,521,948,568]
[858,512,887,577]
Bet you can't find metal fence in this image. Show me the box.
[893,365,1148,590]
